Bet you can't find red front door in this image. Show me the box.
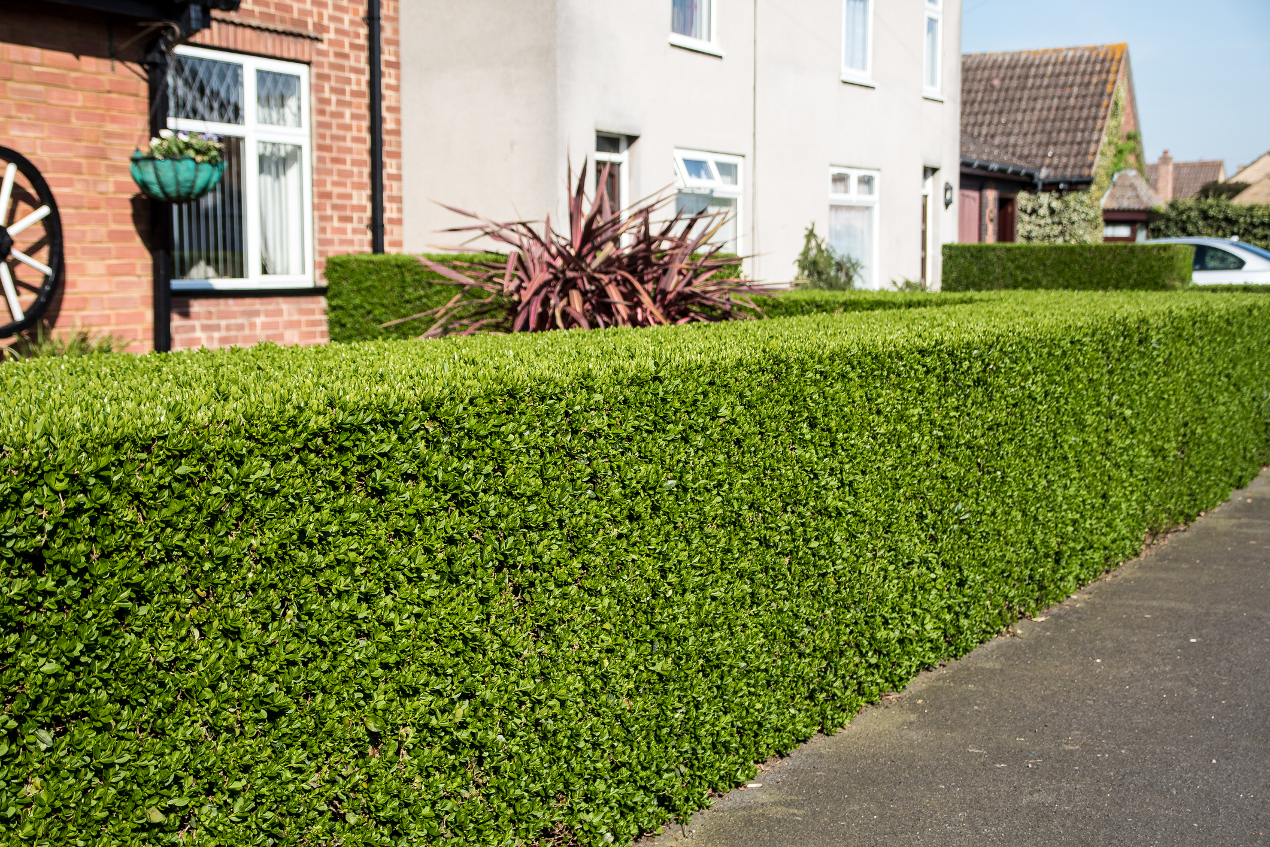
[959,189,980,243]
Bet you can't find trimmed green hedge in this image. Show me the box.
[1149,197,1270,249]
[324,253,502,343]
[324,253,746,343]
[760,288,983,318]
[942,243,1194,291]
[4,292,1270,846]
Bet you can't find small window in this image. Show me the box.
[1193,245,1246,271]
[672,0,713,43]
[923,0,942,94]
[1103,223,1133,239]
[673,149,743,253]
[595,133,631,214]
[829,167,880,288]
[842,0,872,82]
[168,46,313,289]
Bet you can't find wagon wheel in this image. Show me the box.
[0,146,63,338]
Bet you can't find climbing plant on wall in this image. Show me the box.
[1017,83,1139,245]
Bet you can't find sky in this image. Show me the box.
[961,0,1270,177]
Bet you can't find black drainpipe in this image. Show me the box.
[368,0,384,254]
[146,34,174,352]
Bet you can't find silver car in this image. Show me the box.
[1149,237,1270,285]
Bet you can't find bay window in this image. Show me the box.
[829,167,879,288]
[168,45,313,290]
[673,149,743,254]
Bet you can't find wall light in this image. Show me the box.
[943,181,954,209]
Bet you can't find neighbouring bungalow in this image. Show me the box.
[1225,151,1270,205]
[959,43,1144,243]
[1100,169,1161,243]
[1146,151,1225,202]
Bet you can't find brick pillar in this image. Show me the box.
[981,182,999,244]
[1156,150,1174,202]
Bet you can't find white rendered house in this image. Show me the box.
[400,0,961,289]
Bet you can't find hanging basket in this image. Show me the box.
[130,154,225,203]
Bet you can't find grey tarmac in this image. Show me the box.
[646,470,1270,847]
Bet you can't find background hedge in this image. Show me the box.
[1149,198,1270,248]
[4,292,1270,846]
[942,243,1194,291]
[325,253,745,343]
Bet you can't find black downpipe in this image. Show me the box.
[368,0,384,254]
[146,36,173,352]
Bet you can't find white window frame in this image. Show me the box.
[923,0,944,99]
[841,0,875,87]
[594,133,631,214]
[673,148,744,255]
[168,44,314,291]
[669,0,723,58]
[829,166,880,289]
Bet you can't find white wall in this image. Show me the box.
[401,0,960,288]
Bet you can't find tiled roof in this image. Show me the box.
[1229,151,1270,186]
[960,133,1037,174]
[1102,169,1161,211]
[961,44,1127,182]
[1146,160,1226,201]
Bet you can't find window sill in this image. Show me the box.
[668,33,724,58]
[922,91,945,102]
[841,75,877,89]
[172,278,317,293]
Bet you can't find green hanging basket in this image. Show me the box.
[129,154,225,203]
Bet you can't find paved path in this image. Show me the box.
[648,471,1270,846]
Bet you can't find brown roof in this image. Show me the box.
[1146,160,1226,201]
[961,44,1128,182]
[1102,169,1161,211]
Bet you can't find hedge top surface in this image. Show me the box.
[0,291,1257,448]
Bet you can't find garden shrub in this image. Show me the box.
[942,243,1194,291]
[324,253,745,343]
[757,288,983,319]
[1149,197,1270,249]
[4,292,1270,846]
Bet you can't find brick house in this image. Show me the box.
[958,44,1143,243]
[0,0,400,351]
[1146,151,1225,203]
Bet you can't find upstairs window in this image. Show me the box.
[923,0,943,94]
[842,0,873,83]
[168,45,313,290]
[671,0,721,55]
[673,149,742,254]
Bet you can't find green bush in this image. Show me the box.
[4,292,1270,846]
[942,243,1194,291]
[793,224,862,289]
[324,253,744,343]
[759,288,982,319]
[324,253,503,343]
[1149,197,1270,249]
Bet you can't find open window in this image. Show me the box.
[168,45,313,290]
[673,149,742,254]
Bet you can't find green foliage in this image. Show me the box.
[4,292,1270,847]
[143,130,224,165]
[324,253,744,343]
[1108,130,1147,178]
[759,289,980,319]
[942,243,1194,291]
[1196,181,1250,201]
[1016,190,1103,244]
[793,224,862,290]
[1149,198,1270,249]
[323,253,502,343]
[2,323,131,361]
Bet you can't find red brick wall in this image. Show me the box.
[0,0,400,351]
[0,3,153,350]
[171,294,328,349]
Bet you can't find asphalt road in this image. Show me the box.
[647,470,1270,846]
